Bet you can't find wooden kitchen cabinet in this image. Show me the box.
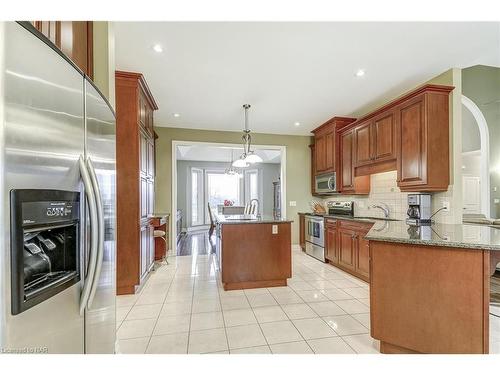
[325,219,338,263]
[312,117,356,176]
[116,71,159,294]
[356,230,370,279]
[353,110,396,171]
[396,86,453,191]
[30,21,93,78]
[325,220,372,282]
[338,228,356,272]
[339,129,370,195]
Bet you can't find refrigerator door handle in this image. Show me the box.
[86,157,104,309]
[78,156,99,315]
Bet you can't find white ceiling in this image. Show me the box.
[115,22,500,135]
[176,145,281,163]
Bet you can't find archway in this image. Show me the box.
[461,95,490,217]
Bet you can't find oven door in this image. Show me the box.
[305,216,324,247]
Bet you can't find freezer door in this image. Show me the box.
[0,22,85,353]
[84,79,116,353]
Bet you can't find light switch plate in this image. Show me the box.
[272,225,278,234]
[442,201,450,212]
[289,201,297,207]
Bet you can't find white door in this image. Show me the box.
[463,176,481,214]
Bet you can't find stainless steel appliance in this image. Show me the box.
[406,193,432,225]
[304,215,325,262]
[315,172,337,195]
[327,201,354,217]
[0,22,116,353]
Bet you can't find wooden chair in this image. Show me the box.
[207,203,216,236]
[244,199,259,215]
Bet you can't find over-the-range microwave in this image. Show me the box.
[315,172,338,195]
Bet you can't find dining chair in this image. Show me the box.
[207,203,216,236]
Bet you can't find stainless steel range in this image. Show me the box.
[304,201,354,262]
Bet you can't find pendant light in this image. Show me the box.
[232,104,263,166]
[225,149,241,175]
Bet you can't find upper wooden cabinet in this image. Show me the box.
[312,117,356,175]
[31,21,93,79]
[339,128,371,195]
[396,87,452,191]
[353,110,397,171]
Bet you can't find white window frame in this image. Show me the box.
[190,167,204,227]
[205,168,243,223]
[244,168,263,215]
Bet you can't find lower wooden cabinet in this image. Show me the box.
[325,220,338,263]
[325,220,373,282]
[140,224,155,280]
[356,233,370,279]
[338,228,356,271]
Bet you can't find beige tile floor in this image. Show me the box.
[115,245,500,354]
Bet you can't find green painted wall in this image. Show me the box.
[462,65,500,218]
[154,127,314,246]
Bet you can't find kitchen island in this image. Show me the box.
[366,221,500,354]
[215,214,293,291]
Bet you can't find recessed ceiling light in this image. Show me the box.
[173,113,180,118]
[355,69,366,77]
[294,122,301,126]
[153,44,163,53]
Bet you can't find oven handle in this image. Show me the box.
[78,156,98,315]
[86,157,104,309]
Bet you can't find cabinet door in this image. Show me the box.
[354,121,373,166]
[147,180,154,216]
[356,232,370,279]
[140,226,148,277]
[140,177,148,219]
[140,132,147,175]
[338,229,356,271]
[315,135,326,173]
[325,224,338,264]
[340,130,354,191]
[373,111,396,162]
[325,131,335,171]
[147,141,155,178]
[398,95,426,186]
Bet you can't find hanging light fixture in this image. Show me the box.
[232,104,263,166]
[225,149,241,175]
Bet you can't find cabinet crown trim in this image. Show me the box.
[311,116,357,135]
[116,70,159,110]
[337,84,454,133]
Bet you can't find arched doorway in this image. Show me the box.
[461,95,490,217]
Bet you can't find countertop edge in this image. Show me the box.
[365,235,500,251]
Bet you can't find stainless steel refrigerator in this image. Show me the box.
[0,22,116,353]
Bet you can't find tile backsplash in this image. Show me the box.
[323,170,457,223]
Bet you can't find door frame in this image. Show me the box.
[462,95,490,217]
[171,140,287,255]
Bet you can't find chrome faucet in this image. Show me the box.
[369,203,390,218]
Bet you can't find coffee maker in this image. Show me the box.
[406,193,432,225]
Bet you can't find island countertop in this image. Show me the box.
[365,220,500,251]
[215,214,293,225]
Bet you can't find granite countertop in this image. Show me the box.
[365,220,500,251]
[215,214,293,225]
[298,212,395,226]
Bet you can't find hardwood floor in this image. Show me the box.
[177,230,216,256]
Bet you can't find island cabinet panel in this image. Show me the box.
[219,222,292,290]
[370,241,490,354]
